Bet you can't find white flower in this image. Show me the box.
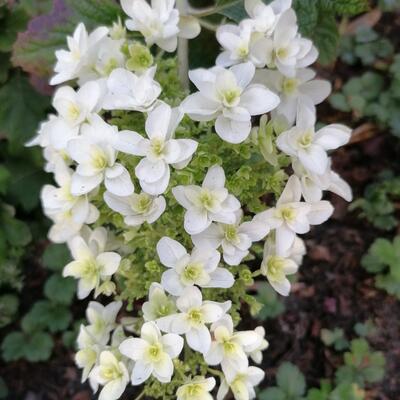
[104,191,166,226]
[180,62,280,144]
[177,376,216,400]
[63,235,121,299]
[260,235,299,296]
[244,326,269,364]
[41,162,99,243]
[253,9,318,77]
[50,23,109,85]
[205,315,259,375]
[76,325,101,382]
[292,158,352,202]
[79,226,110,254]
[156,286,231,354]
[244,0,292,35]
[85,301,122,345]
[68,115,134,196]
[217,366,264,400]
[119,321,183,385]
[157,236,234,296]
[172,165,241,235]
[216,20,265,68]
[102,67,161,111]
[52,81,102,127]
[192,210,269,266]
[89,351,129,400]
[255,68,331,125]
[276,104,352,174]
[121,0,200,52]
[142,283,177,322]
[255,175,333,254]
[114,102,198,195]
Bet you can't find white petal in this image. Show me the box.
[184,208,210,235]
[119,338,147,360]
[161,333,184,358]
[131,360,153,385]
[157,236,187,268]
[307,200,333,225]
[215,115,251,144]
[146,102,171,140]
[161,269,186,296]
[240,85,280,115]
[206,268,235,289]
[203,165,226,190]
[315,124,352,150]
[230,62,255,89]
[186,326,211,353]
[104,164,134,196]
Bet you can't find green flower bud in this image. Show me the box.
[126,42,154,73]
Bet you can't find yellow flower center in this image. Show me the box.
[188,308,203,325]
[298,130,313,148]
[266,256,286,281]
[91,148,109,170]
[282,78,299,95]
[147,343,163,362]
[278,206,296,222]
[101,365,122,381]
[224,225,239,243]
[222,88,241,107]
[182,263,202,282]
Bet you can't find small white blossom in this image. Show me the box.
[41,162,99,243]
[104,191,166,226]
[205,315,259,376]
[292,158,352,202]
[253,9,318,77]
[180,62,280,143]
[276,104,352,174]
[85,300,122,345]
[76,325,101,382]
[172,165,241,235]
[50,23,109,85]
[244,326,269,364]
[156,236,234,296]
[217,366,264,400]
[177,376,216,400]
[52,81,103,127]
[156,286,231,354]
[142,283,177,322]
[89,351,129,400]
[63,235,121,299]
[255,175,333,254]
[114,102,197,195]
[102,67,161,111]
[192,210,270,266]
[121,0,200,52]
[68,115,134,196]
[255,68,331,125]
[244,0,292,35]
[119,321,184,385]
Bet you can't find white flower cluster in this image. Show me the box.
[29,0,353,399]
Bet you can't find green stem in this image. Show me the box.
[133,390,145,400]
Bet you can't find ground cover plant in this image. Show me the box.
[0,1,399,400]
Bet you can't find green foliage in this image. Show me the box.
[350,171,400,230]
[260,362,306,400]
[0,294,19,328]
[335,339,385,388]
[0,377,8,399]
[340,27,394,66]
[256,282,286,320]
[1,331,54,362]
[44,274,76,305]
[0,74,49,151]
[329,383,365,400]
[361,236,400,298]
[330,53,400,137]
[353,320,378,339]
[320,328,349,351]
[42,243,71,271]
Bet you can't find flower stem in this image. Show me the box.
[177,0,190,91]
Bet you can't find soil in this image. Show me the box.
[1,7,400,400]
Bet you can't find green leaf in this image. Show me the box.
[256,283,285,320]
[0,9,29,52]
[259,387,287,400]
[216,0,247,22]
[277,362,306,397]
[307,380,332,400]
[42,243,71,271]
[354,320,377,338]
[0,294,19,328]
[0,74,50,150]
[24,331,54,362]
[44,274,76,305]
[329,0,369,15]
[329,383,365,400]
[2,215,32,246]
[1,331,26,361]
[0,376,8,399]
[0,166,10,194]
[320,328,349,351]
[329,94,351,112]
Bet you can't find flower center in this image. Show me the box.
[278,206,296,222]
[199,189,216,210]
[155,304,172,318]
[237,44,249,59]
[224,225,239,244]
[133,193,152,213]
[282,78,299,95]
[221,88,241,107]
[147,343,163,362]
[276,47,289,59]
[223,339,238,355]
[185,384,202,396]
[81,258,98,279]
[187,308,204,325]
[298,130,313,148]
[266,256,286,281]
[68,103,81,122]
[150,138,165,158]
[101,365,122,381]
[182,263,202,282]
[91,148,109,171]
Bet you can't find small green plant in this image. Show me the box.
[0,243,76,362]
[260,362,306,400]
[308,381,365,400]
[361,236,400,298]
[339,27,394,66]
[335,339,385,387]
[354,320,378,339]
[350,171,400,230]
[256,282,286,320]
[320,328,349,351]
